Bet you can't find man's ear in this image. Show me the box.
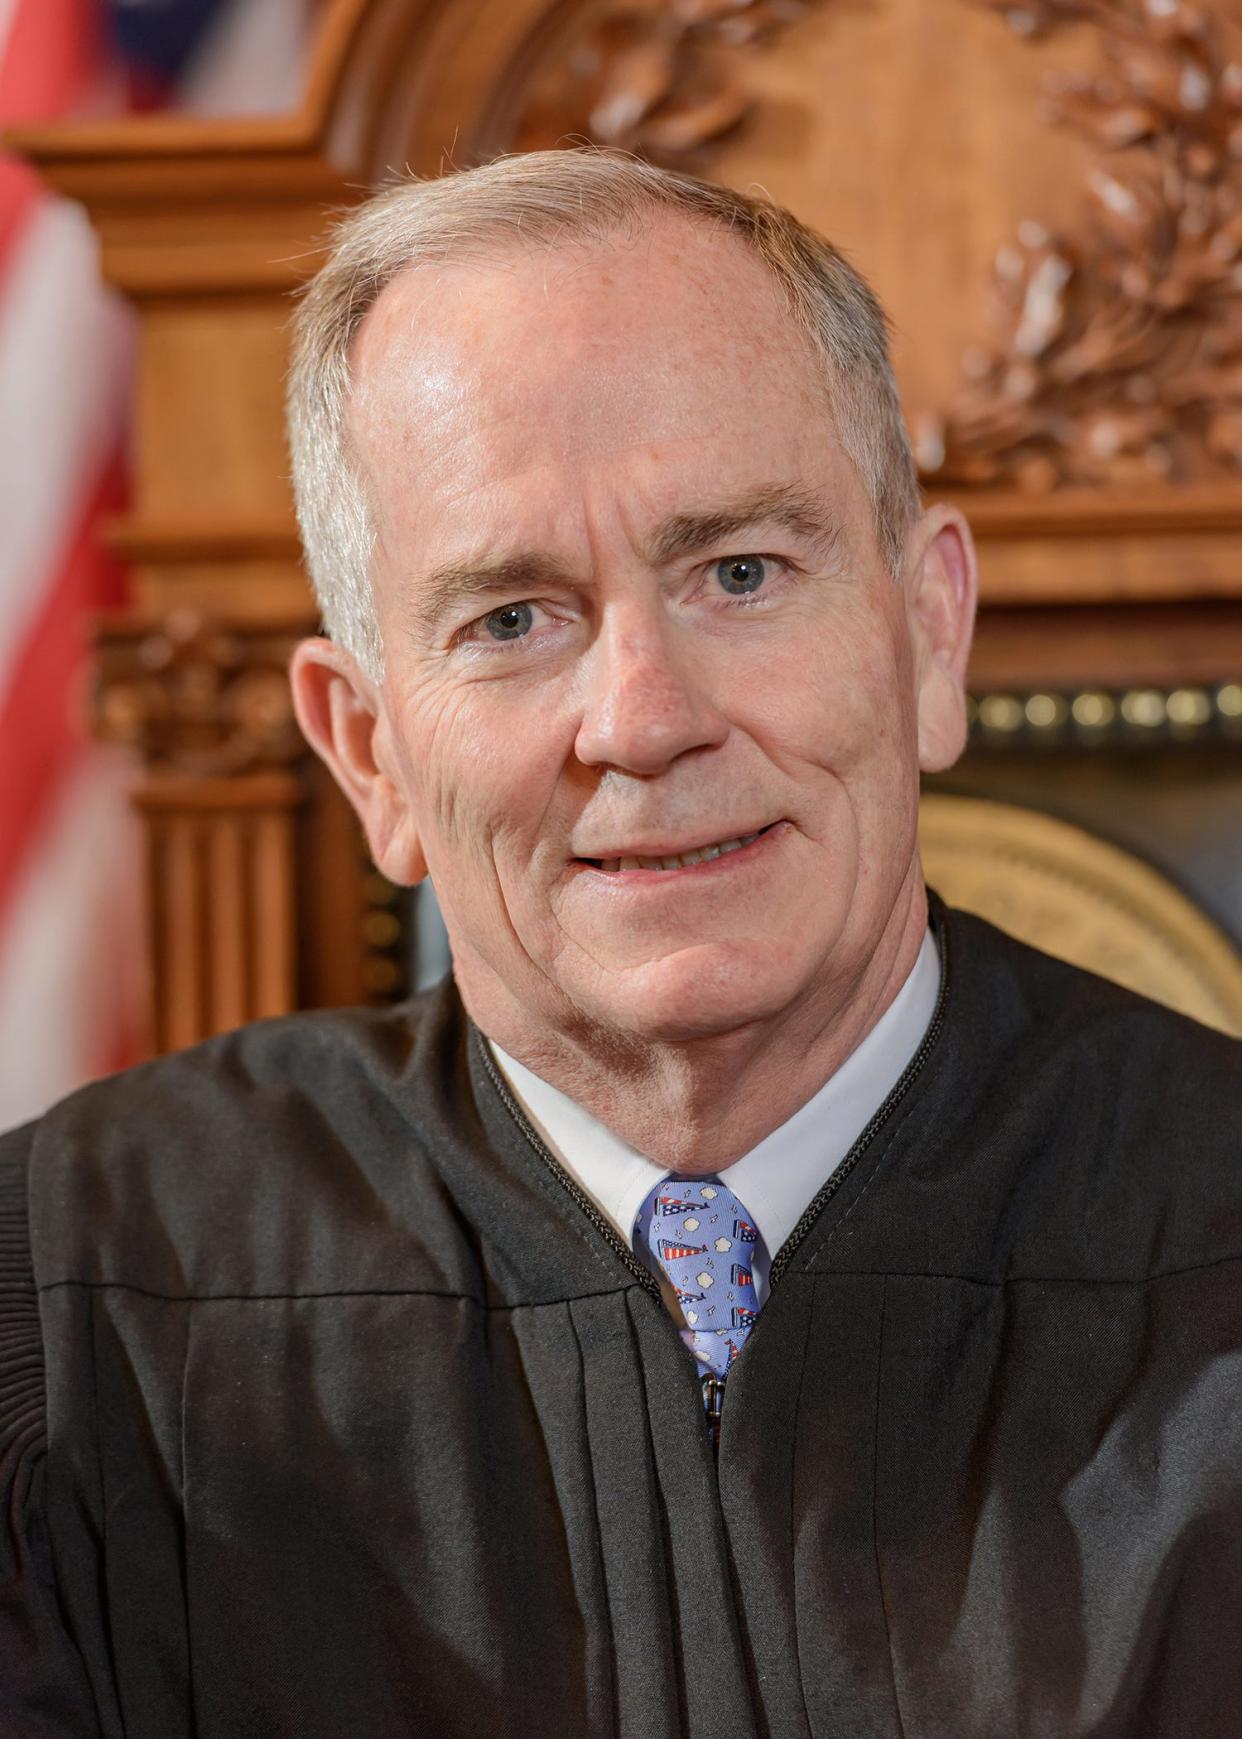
[289,637,428,885]
[903,505,979,774]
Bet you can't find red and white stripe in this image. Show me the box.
[0,0,140,1128]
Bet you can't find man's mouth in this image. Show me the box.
[577,822,780,874]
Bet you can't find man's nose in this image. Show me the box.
[573,617,729,775]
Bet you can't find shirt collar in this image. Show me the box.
[489,928,940,1269]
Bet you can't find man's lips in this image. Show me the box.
[574,821,783,873]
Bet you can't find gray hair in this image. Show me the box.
[287,150,922,680]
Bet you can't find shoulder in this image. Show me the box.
[935,902,1242,1277]
[32,995,429,1165]
[13,980,481,1299]
[941,899,1241,1104]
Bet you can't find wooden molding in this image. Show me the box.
[970,598,1242,690]
[107,517,303,564]
[134,771,305,812]
[949,484,1242,540]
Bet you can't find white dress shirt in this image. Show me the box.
[490,928,940,1314]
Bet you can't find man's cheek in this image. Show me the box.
[407,692,512,847]
[839,635,918,750]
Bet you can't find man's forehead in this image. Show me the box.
[348,215,823,421]
[385,420,858,582]
[344,213,853,570]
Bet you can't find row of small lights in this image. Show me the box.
[968,683,1242,735]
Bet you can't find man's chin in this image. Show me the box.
[585,943,814,1046]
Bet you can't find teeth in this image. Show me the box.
[595,829,766,872]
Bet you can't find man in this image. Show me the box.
[1,151,1239,1738]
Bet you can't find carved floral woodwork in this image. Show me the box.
[94,610,306,778]
[917,0,1242,491]
[515,0,814,163]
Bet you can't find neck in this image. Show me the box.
[466,880,930,1173]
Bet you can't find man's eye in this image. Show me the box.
[715,556,768,596]
[482,601,534,641]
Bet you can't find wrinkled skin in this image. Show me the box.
[290,217,977,1169]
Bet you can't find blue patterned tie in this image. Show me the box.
[636,1176,763,1445]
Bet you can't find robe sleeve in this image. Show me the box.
[0,1123,102,1737]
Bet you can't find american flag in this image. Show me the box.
[0,0,310,1129]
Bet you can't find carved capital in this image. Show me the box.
[95,609,307,777]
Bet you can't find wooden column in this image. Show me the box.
[90,610,318,1049]
[139,774,301,1052]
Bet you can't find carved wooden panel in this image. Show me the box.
[919,0,1242,494]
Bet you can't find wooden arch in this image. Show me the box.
[11,0,1242,1050]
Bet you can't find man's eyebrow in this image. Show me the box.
[647,485,845,566]
[411,552,577,637]
[411,486,842,637]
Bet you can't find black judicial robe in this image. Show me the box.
[2,902,1241,1739]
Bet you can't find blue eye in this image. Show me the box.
[484,602,534,640]
[715,556,767,595]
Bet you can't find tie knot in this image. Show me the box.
[637,1176,762,1377]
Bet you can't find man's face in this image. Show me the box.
[330,219,958,1047]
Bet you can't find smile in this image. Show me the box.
[579,822,781,874]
